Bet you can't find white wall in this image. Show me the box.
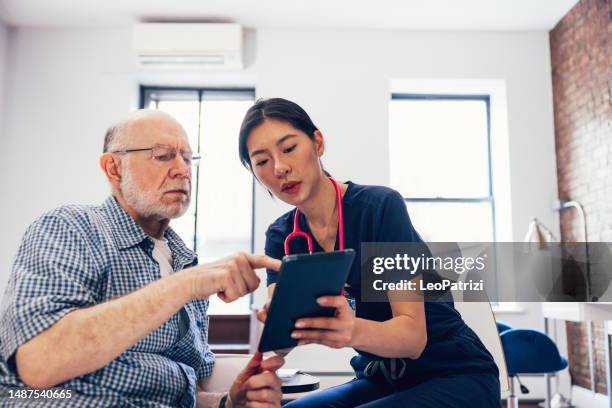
[0,20,8,136]
[0,20,12,281]
[0,28,135,291]
[0,26,561,395]
[0,20,8,170]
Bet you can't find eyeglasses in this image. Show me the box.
[111,145,201,166]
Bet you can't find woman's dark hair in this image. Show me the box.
[238,98,319,171]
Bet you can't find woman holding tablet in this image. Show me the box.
[238,98,499,407]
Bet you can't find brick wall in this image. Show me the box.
[551,0,611,394]
[566,321,609,393]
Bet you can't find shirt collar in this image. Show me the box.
[101,196,197,266]
[165,226,197,268]
[102,196,149,250]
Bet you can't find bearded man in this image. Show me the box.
[0,110,284,408]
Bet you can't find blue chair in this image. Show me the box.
[496,322,568,408]
[496,321,513,334]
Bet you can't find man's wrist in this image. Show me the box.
[166,270,196,303]
[219,392,232,408]
[180,265,221,301]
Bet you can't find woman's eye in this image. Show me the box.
[256,159,268,166]
[283,144,297,154]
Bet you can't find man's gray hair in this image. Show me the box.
[103,110,185,154]
[103,124,125,153]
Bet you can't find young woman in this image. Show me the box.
[238,98,500,407]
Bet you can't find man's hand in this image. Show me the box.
[228,352,284,408]
[187,253,281,302]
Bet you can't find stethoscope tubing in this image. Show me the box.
[283,176,345,255]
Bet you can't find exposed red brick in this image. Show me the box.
[552,0,612,394]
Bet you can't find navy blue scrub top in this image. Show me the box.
[265,181,498,384]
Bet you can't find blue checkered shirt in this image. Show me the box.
[0,196,215,407]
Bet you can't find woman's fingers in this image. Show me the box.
[317,295,350,309]
[292,329,333,341]
[256,308,267,323]
[294,295,351,329]
[290,295,355,349]
[294,316,336,330]
[292,315,354,348]
[256,300,271,323]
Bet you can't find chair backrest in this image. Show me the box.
[454,301,509,391]
[439,242,509,391]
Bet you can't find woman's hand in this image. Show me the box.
[256,301,270,324]
[291,295,355,349]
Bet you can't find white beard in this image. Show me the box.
[120,167,190,220]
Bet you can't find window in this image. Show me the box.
[389,94,495,242]
[141,87,255,315]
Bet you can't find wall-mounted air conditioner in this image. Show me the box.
[132,23,243,70]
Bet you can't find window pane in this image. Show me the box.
[197,99,254,315]
[406,201,493,242]
[196,99,253,259]
[156,98,200,152]
[144,90,254,315]
[156,99,201,249]
[390,98,490,198]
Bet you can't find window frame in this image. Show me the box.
[140,86,256,350]
[390,93,497,242]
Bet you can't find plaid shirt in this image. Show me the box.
[0,196,215,407]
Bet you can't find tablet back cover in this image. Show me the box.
[258,249,355,352]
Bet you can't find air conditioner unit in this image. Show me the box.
[132,23,243,70]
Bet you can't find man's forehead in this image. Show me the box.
[124,112,190,147]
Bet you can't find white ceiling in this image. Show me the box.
[0,0,578,31]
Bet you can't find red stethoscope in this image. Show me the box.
[283,177,346,296]
[283,176,345,255]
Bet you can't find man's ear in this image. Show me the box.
[100,153,122,185]
[313,130,325,157]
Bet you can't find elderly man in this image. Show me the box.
[0,110,284,407]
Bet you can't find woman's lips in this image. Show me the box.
[281,182,301,195]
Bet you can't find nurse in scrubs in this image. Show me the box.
[238,98,500,407]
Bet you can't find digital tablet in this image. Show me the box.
[258,249,355,353]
